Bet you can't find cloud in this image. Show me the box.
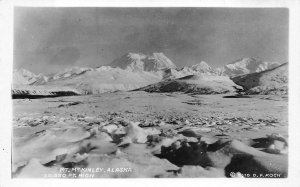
[14,7,288,73]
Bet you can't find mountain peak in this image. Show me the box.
[13,68,39,85]
[229,57,262,65]
[124,52,147,59]
[14,68,37,77]
[191,61,211,70]
[150,52,168,58]
[220,57,283,77]
[180,61,216,75]
[109,52,177,72]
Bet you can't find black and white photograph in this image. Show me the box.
[1,0,300,184]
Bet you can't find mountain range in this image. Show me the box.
[216,57,283,77]
[12,52,286,96]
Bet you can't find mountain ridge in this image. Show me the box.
[216,57,284,77]
[12,53,286,96]
[232,63,288,95]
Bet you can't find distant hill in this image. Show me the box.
[232,63,288,95]
[136,74,242,94]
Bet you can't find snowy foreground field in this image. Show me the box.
[12,91,288,178]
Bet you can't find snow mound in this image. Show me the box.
[136,74,241,94]
[217,58,284,77]
[109,52,177,72]
[232,63,288,95]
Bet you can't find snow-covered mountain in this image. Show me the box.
[182,61,216,74]
[232,63,288,95]
[109,52,177,72]
[12,69,79,98]
[32,67,93,85]
[162,61,218,80]
[13,69,44,85]
[162,58,283,80]
[28,66,162,94]
[216,58,284,77]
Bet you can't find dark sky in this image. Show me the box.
[14,7,288,74]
